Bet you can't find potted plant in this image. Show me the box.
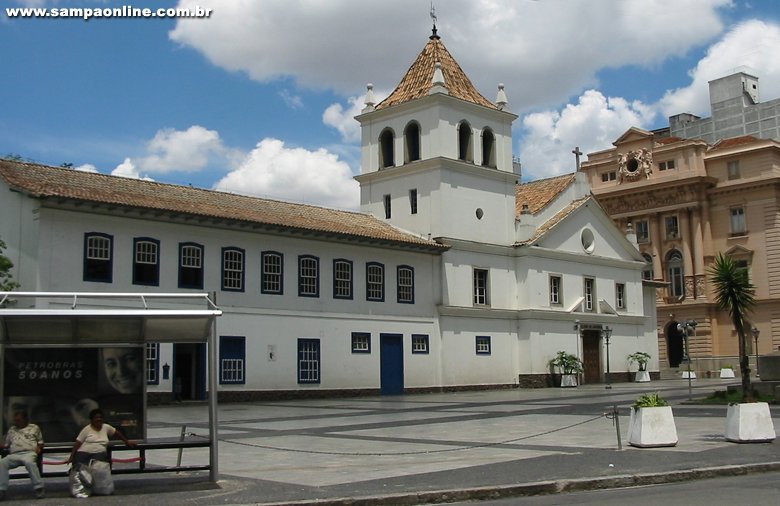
[550,351,583,387]
[627,392,678,448]
[627,352,651,382]
[719,364,735,379]
[710,254,777,443]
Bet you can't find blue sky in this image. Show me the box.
[2,0,779,209]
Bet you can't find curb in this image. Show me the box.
[257,461,780,506]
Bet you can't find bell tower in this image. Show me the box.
[354,30,520,245]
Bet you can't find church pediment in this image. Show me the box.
[613,127,654,146]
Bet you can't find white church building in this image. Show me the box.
[0,32,659,400]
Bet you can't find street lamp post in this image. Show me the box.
[752,326,760,378]
[603,326,612,390]
[677,320,698,400]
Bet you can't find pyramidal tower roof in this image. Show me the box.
[375,34,497,111]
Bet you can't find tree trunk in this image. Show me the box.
[736,321,752,402]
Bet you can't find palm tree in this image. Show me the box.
[709,253,756,401]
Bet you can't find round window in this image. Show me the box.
[581,228,595,254]
[476,208,484,220]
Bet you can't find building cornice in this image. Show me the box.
[39,199,449,254]
[356,92,518,125]
[354,156,519,185]
[437,305,647,324]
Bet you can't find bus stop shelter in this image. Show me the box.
[0,292,222,482]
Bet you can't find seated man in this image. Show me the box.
[0,411,44,500]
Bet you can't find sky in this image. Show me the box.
[2,0,779,210]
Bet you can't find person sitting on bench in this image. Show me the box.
[0,410,45,500]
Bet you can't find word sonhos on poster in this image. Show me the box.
[16,361,85,380]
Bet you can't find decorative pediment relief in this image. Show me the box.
[601,186,697,215]
[618,148,653,182]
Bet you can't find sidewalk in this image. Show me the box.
[4,379,779,504]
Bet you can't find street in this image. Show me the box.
[454,471,780,505]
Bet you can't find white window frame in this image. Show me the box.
[549,275,562,305]
[584,277,595,312]
[411,334,429,354]
[473,268,489,306]
[730,206,746,236]
[616,283,626,310]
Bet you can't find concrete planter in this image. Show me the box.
[627,406,678,448]
[560,374,578,387]
[634,370,651,383]
[725,402,776,443]
[719,368,735,379]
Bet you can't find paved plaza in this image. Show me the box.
[3,379,779,504]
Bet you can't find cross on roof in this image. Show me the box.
[572,146,583,171]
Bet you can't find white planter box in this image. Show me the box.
[719,368,735,378]
[560,374,578,387]
[725,402,776,443]
[627,406,678,448]
[634,370,651,383]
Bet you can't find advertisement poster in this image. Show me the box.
[3,347,144,443]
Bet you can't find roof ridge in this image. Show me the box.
[375,37,495,111]
[0,159,373,217]
[0,159,446,251]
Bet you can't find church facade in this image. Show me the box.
[0,33,658,400]
[581,127,780,376]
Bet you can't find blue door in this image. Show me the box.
[380,333,404,395]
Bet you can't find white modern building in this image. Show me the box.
[0,31,659,400]
[666,71,780,144]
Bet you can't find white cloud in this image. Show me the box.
[74,163,98,173]
[659,20,780,116]
[108,125,225,179]
[518,18,780,180]
[111,158,154,181]
[137,125,224,173]
[170,0,731,111]
[214,138,359,209]
[279,89,303,110]
[323,88,388,143]
[518,90,656,180]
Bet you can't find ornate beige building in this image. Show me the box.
[581,127,780,376]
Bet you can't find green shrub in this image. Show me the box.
[627,352,651,372]
[633,392,668,409]
[550,351,583,375]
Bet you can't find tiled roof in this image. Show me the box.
[514,173,576,217]
[376,37,496,111]
[516,197,590,246]
[0,160,446,252]
[710,135,760,150]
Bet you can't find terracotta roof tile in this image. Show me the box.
[710,135,760,150]
[514,173,576,217]
[376,37,496,111]
[0,160,446,252]
[516,197,590,246]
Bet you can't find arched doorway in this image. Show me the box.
[665,321,685,367]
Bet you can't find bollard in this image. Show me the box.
[613,405,622,451]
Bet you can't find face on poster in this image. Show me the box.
[3,347,144,442]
